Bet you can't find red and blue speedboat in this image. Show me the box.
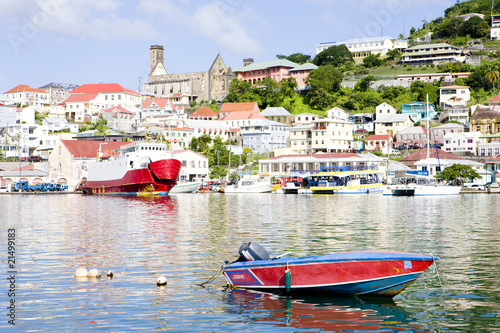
[223,242,437,297]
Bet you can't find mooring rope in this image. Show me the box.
[430,254,451,300]
[198,263,226,287]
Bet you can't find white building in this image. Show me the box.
[287,124,313,154]
[376,102,397,116]
[439,85,471,107]
[491,14,500,40]
[42,118,79,133]
[326,107,349,121]
[181,119,233,141]
[293,113,324,125]
[316,36,407,58]
[401,43,466,65]
[173,150,209,182]
[141,98,186,126]
[374,114,413,136]
[311,118,353,152]
[443,131,481,155]
[100,106,136,133]
[241,120,289,154]
[147,125,195,150]
[3,84,50,108]
[64,83,141,123]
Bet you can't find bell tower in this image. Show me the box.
[150,45,164,74]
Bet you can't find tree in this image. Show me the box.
[306,65,343,93]
[460,16,489,38]
[91,116,109,136]
[441,163,480,185]
[228,78,260,103]
[276,53,311,64]
[362,53,383,68]
[354,75,376,92]
[258,77,282,108]
[386,49,401,61]
[209,165,227,180]
[312,45,354,68]
[485,63,500,95]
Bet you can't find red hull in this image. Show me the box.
[82,158,181,195]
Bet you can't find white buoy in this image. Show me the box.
[157,276,167,286]
[87,268,101,278]
[75,267,88,277]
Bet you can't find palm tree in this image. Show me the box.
[485,63,500,95]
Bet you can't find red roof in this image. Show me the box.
[5,84,47,94]
[190,107,218,117]
[365,134,389,141]
[63,93,99,103]
[61,140,131,158]
[220,111,266,121]
[490,95,500,102]
[220,102,259,113]
[11,164,34,171]
[401,148,464,165]
[103,106,133,114]
[142,98,175,109]
[69,83,139,96]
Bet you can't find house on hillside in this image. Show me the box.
[3,84,49,108]
[260,107,293,126]
[374,114,413,137]
[316,36,407,59]
[140,97,185,126]
[219,102,260,118]
[293,113,324,125]
[470,105,500,134]
[326,107,349,121]
[286,124,313,155]
[401,102,437,123]
[439,85,470,107]
[311,118,353,153]
[401,43,467,66]
[443,131,481,155]
[241,120,289,154]
[100,106,135,132]
[365,134,390,151]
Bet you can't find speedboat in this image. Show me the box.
[223,180,273,193]
[170,181,202,193]
[383,174,461,196]
[223,242,437,297]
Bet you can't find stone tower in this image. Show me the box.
[150,45,164,74]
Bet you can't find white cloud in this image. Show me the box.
[1,0,159,41]
[191,2,262,55]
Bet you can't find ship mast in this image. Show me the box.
[426,94,430,175]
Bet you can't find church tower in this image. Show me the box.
[150,45,164,74]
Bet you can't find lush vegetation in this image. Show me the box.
[441,163,481,185]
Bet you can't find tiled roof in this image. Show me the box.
[190,107,218,117]
[401,148,464,165]
[220,102,259,113]
[142,98,175,109]
[365,134,389,141]
[220,111,266,121]
[471,105,500,119]
[5,84,47,94]
[61,140,130,158]
[69,83,140,96]
[233,59,299,72]
[63,93,99,103]
[103,106,133,114]
[289,63,318,71]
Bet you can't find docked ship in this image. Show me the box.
[81,142,181,196]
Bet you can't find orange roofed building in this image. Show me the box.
[219,102,260,118]
[4,84,49,108]
[189,107,219,120]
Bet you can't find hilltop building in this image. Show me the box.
[401,43,466,66]
[144,45,234,106]
[316,36,407,59]
[3,84,49,108]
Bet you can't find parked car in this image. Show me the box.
[408,144,421,149]
[0,185,11,193]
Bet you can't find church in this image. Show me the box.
[143,45,234,107]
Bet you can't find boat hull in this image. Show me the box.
[223,251,436,297]
[383,184,461,196]
[82,159,181,196]
[170,181,201,193]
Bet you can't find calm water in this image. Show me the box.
[1,193,499,332]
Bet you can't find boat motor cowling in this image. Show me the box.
[235,242,270,262]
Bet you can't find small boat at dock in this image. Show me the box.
[223,242,437,297]
[170,181,202,193]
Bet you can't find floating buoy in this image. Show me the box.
[107,270,114,278]
[157,276,167,286]
[75,267,88,277]
[88,268,101,278]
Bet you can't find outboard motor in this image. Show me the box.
[234,242,270,262]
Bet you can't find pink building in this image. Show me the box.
[233,59,317,87]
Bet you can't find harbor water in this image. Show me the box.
[1,193,499,332]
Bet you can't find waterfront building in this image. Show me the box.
[173,149,209,182]
[260,107,293,126]
[64,83,141,123]
[233,59,317,88]
[310,118,353,153]
[4,84,49,108]
[401,102,437,123]
[189,107,219,120]
[241,120,289,154]
[258,152,387,179]
[316,36,407,59]
[144,45,233,106]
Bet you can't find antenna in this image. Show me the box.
[138,77,142,93]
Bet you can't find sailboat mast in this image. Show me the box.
[426,94,430,173]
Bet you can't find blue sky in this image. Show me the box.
[0,0,456,95]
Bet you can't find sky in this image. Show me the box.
[0,0,457,95]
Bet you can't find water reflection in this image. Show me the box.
[225,289,428,332]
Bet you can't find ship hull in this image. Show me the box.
[82,159,181,196]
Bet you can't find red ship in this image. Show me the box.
[82,142,181,196]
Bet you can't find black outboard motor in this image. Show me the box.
[234,242,270,262]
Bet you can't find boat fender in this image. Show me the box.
[74,267,88,277]
[285,263,291,292]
